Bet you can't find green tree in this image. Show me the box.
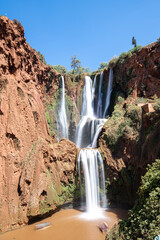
[84,67,91,73]
[132,36,137,47]
[98,62,108,70]
[52,65,67,74]
[70,55,81,74]
[36,51,47,64]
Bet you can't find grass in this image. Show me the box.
[25,141,37,166]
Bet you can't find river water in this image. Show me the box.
[0,208,127,240]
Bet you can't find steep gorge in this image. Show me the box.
[0,15,160,233]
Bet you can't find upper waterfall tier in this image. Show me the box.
[57,76,68,141]
[75,71,113,148]
[81,76,94,117]
[103,68,113,118]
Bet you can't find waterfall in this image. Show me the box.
[81,76,94,117]
[103,68,113,118]
[57,76,68,140]
[78,149,107,219]
[75,76,95,148]
[91,119,106,148]
[92,75,97,115]
[96,72,104,118]
[74,71,113,219]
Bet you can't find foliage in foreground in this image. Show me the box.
[106,159,160,240]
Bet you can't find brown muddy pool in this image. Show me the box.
[0,208,128,240]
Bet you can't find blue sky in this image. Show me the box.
[1,0,160,71]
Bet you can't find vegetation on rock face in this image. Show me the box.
[36,50,47,64]
[100,94,160,207]
[108,45,142,68]
[52,65,67,74]
[98,62,108,70]
[13,19,23,28]
[45,91,59,137]
[102,97,142,152]
[106,159,160,240]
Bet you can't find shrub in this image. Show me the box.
[98,62,108,70]
[103,103,142,151]
[36,51,47,64]
[117,96,125,104]
[13,19,23,28]
[108,56,118,68]
[128,45,142,54]
[154,102,160,113]
[157,38,160,43]
[52,65,67,74]
[106,159,160,240]
[118,52,128,64]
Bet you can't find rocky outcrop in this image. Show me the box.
[93,42,160,207]
[0,16,78,232]
[99,97,160,207]
[112,42,160,98]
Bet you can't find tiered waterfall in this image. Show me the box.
[76,69,113,219]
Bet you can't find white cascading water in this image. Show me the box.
[96,72,104,118]
[103,68,113,118]
[81,76,94,117]
[75,76,94,148]
[76,69,113,219]
[57,76,68,140]
[78,149,106,219]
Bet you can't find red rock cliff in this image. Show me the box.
[0,16,78,232]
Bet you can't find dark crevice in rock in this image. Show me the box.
[33,111,39,125]
[17,87,25,98]
[6,132,20,150]
[25,179,31,185]
[17,176,22,196]
[0,109,3,115]
[41,190,47,196]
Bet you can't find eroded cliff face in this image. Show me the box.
[0,16,78,232]
[112,42,160,98]
[97,42,160,206]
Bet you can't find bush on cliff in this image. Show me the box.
[98,62,108,70]
[36,50,47,64]
[103,100,142,151]
[52,65,67,74]
[106,159,160,240]
[13,18,23,28]
[108,45,142,67]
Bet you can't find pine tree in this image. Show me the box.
[132,36,137,47]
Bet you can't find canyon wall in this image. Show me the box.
[0,16,78,232]
[0,15,159,232]
[98,42,160,206]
